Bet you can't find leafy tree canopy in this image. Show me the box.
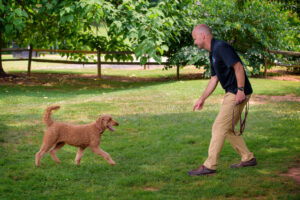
[1,0,299,77]
[168,0,299,76]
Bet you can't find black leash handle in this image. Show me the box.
[232,98,249,136]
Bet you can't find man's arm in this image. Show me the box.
[193,75,218,111]
[233,61,246,104]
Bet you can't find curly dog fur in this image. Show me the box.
[35,106,119,166]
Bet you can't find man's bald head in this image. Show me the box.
[192,24,212,37]
[192,24,213,51]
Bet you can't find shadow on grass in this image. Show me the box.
[0,72,190,98]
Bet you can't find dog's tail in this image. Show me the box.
[43,106,60,127]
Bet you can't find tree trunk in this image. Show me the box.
[97,49,101,79]
[176,65,180,80]
[0,32,17,78]
[27,44,33,77]
[264,57,268,78]
[0,31,8,77]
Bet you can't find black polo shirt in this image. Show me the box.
[209,38,252,95]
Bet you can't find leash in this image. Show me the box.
[232,98,249,136]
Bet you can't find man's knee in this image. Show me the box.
[212,121,230,135]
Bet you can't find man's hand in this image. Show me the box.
[193,97,205,111]
[193,76,218,111]
[236,90,246,105]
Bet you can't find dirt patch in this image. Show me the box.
[267,75,300,82]
[251,94,300,104]
[0,72,205,86]
[280,163,300,184]
[266,69,300,82]
[143,187,160,192]
[1,71,299,86]
[102,73,204,82]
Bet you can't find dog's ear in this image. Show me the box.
[95,116,104,130]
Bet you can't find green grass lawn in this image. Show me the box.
[0,69,299,199]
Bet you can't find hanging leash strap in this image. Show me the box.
[232,98,249,136]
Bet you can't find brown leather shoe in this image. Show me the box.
[188,165,216,176]
[230,158,257,168]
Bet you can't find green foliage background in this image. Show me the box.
[168,0,299,76]
[1,0,299,76]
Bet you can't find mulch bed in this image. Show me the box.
[0,72,205,85]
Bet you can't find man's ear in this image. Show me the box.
[201,32,206,39]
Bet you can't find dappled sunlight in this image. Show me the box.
[251,94,300,105]
[140,164,164,173]
[257,169,272,175]
[265,147,289,154]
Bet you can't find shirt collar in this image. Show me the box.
[210,37,215,53]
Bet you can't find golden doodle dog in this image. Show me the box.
[35,106,119,166]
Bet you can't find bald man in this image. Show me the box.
[188,24,257,176]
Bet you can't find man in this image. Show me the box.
[188,24,257,176]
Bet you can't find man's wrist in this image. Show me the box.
[200,95,207,100]
[237,87,244,91]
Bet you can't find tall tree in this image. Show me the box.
[1,0,297,78]
[0,0,116,77]
[0,0,28,77]
[167,0,298,76]
[104,0,196,64]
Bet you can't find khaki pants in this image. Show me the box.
[203,92,254,170]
